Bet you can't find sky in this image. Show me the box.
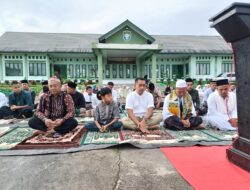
[0,0,249,36]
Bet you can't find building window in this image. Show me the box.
[126,64,131,78]
[5,62,23,76]
[87,64,98,78]
[157,65,159,78]
[119,65,123,78]
[222,62,232,73]
[75,64,81,78]
[113,64,117,78]
[166,65,170,78]
[196,62,210,75]
[105,65,110,78]
[133,64,137,78]
[149,65,152,78]
[82,65,86,78]
[29,62,46,76]
[67,64,74,78]
[160,64,165,78]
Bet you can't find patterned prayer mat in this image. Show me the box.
[0,127,34,150]
[166,129,220,142]
[81,131,123,145]
[200,129,238,141]
[75,117,94,124]
[14,125,86,149]
[122,129,174,141]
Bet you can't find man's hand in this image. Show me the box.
[229,118,238,128]
[54,119,64,126]
[10,105,17,111]
[156,102,161,109]
[181,119,191,128]
[45,119,56,131]
[139,119,150,134]
[102,125,108,132]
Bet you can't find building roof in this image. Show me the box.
[0,32,232,54]
[99,19,155,44]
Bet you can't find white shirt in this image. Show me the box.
[207,91,237,121]
[162,94,196,120]
[0,92,8,108]
[126,91,154,117]
[92,94,101,109]
[112,89,118,103]
[83,93,93,103]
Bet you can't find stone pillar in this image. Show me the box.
[97,53,103,85]
[210,2,250,172]
[151,53,157,83]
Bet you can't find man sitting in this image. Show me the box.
[83,86,100,110]
[121,78,162,134]
[7,81,33,119]
[67,81,86,116]
[207,78,237,131]
[21,80,36,105]
[185,78,200,112]
[0,92,12,119]
[107,81,118,103]
[28,77,78,137]
[147,83,162,109]
[204,79,217,102]
[163,80,203,130]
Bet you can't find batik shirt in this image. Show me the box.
[36,92,75,122]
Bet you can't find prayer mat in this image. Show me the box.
[75,117,94,124]
[81,131,122,145]
[0,119,16,125]
[0,127,34,150]
[14,125,86,149]
[165,129,219,142]
[0,127,15,137]
[201,129,238,141]
[122,129,174,142]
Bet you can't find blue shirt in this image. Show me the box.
[9,90,33,107]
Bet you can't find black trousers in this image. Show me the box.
[0,106,33,119]
[164,115,203,130]
[28,117,78,134]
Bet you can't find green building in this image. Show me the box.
[0,20,233,84]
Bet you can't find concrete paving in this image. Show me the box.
[0,147,192,190]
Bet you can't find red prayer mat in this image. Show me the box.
[14,125,86,149]
[160,146,250,190]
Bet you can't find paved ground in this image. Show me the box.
[0,146,192,190]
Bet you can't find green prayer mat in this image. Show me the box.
[166,129,219,142]
[200,129,238,141]
[0,127,34,150]
[81,131,122,145]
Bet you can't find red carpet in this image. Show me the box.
[161,146,250,190]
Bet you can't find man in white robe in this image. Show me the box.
[207,78,237,131]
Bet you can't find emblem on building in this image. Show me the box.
[123,30,131,41]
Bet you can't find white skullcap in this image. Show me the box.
[176,80,187,88]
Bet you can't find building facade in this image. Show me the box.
[0,20,233,84]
